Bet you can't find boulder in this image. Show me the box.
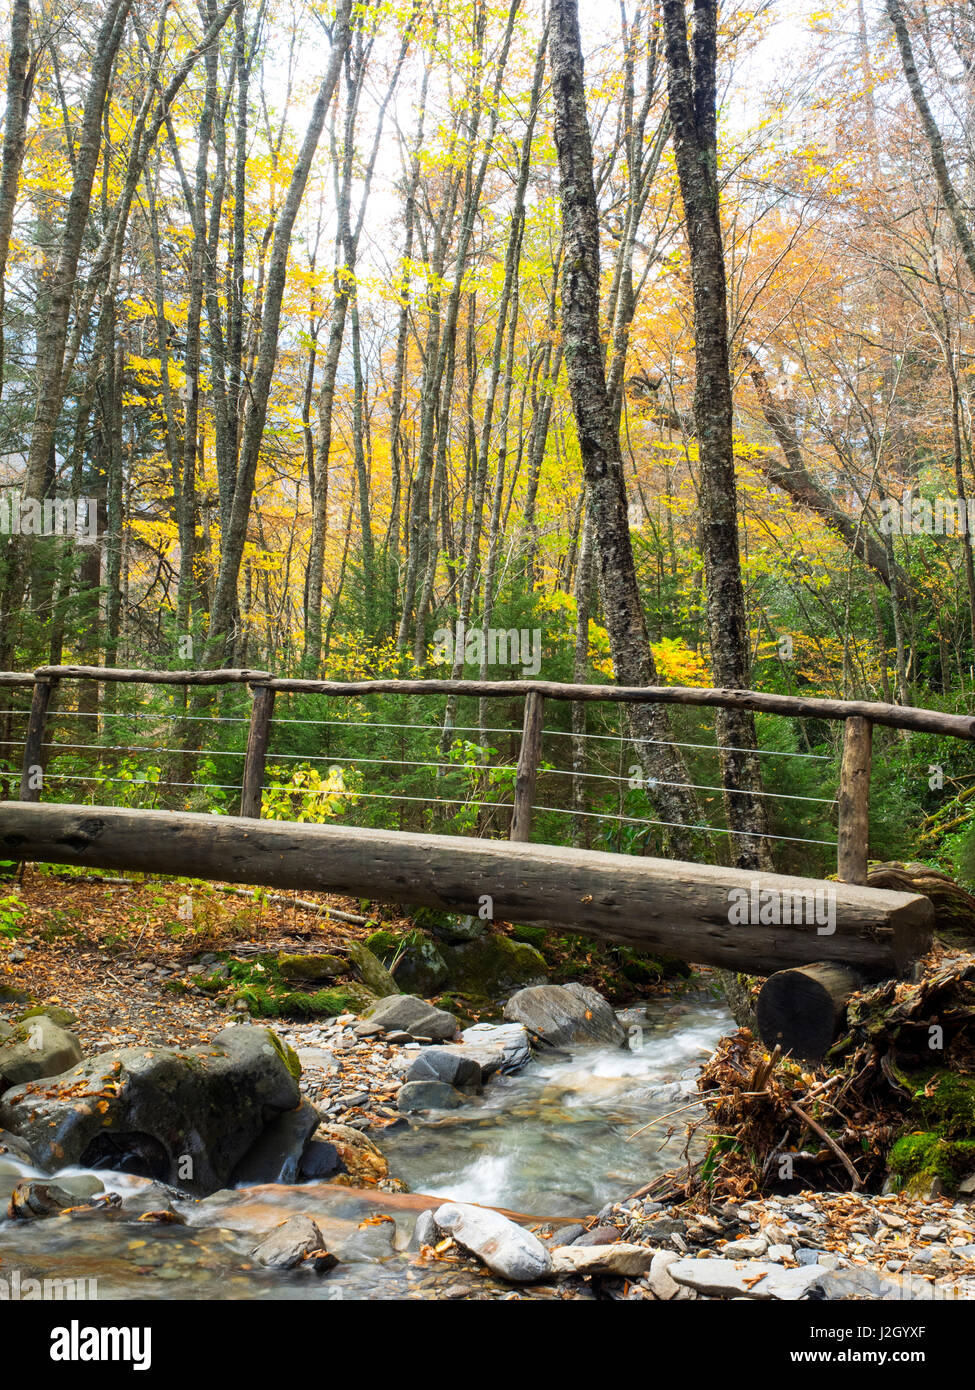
[410,907,485,944]
[550,1242,654,1277]
[406,1047,482,1092]
[435,1201,552,1282]
[277,953,346,984]
[443,934,547,998]
[0,1126,37,1166]
[0,1015,84,1091]
[364,994,459,1042]
[365,929,448,996]
[347,942,400,997]
[504,983,627,1048]
[397,1080,465,1112]
[0,1025,301,1196]
[252,1214,330,1270]
[230,1099,321,1185]
[457,1022,532,1075]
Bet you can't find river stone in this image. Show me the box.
[310,1122,388,1184]
[231,1099,321,1185]
[443,934,547,998]
[347,942,399,997]
[8,1174,103,1219]
[0,1025,301,1196]
[413,1209,440,1248]
[667,1258,825,1300]
[551,1242,654,1277]
[0,1126,37,1166]
[253,1214,328,1270]
[504,983,628,1049]
[407,1047,482,1091]
[0,1015,84,1091]
[364,994,459,1041]
[435,1201,552,1282]
[648,1249,682,1300]
[459,1022,532,1074]
[299,1138,341,1180]
[397,1080,465,1112]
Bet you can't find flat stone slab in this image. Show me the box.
[667,1257,825,1300]
[551,1242,654,1277]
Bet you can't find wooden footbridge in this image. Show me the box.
[0,664,968,1051]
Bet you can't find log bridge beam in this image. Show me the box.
[0,802,933,980]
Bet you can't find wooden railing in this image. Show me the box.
[2,664,974,883]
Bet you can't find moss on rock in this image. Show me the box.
[442,932,547,998]
[365,928,448,997]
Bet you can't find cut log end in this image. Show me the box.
[756,962,865,1060]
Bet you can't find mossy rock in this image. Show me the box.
[0,985,30,1006]
[277,952,347,984]
[410,906,484,944]
[347,941,399,997]
[197,953,375,1019]
[510,923,547,949]
[262,1028,302,1081]
[442,933,547,999]
[365,929,448,997]
[18,1004,79,1028]
[887,1130,975,1195]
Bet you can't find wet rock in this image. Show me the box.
[347,942,400,998]
[311,1122,389,1185]
[504,983,627,1049]
[252,1214,331,1270]
[435,1201,552,1282]
[8,1174,103,1219]
[0,1025,301,1196]
[365,994,459,1042]
[458,1022,532,1075]
[0,1015,84,1091]
[413,1209,440,1248]
[299,1139,341,1180]
[338,1218,397,1262]
[0,1126,37,1166]
[667,1257,825,1300]
[231,1099,321,1185]
[443,934,547,998]
[407,1047,482,1092]
[551,1242,654,1277]
[397,1080,465,1112]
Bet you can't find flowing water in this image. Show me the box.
[382,995,730,1213]
[0,990,730,1299]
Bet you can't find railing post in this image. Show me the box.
[510,690,544,842]
[19,677,56,802]
[241,683,275,818]
[837,715,872,884]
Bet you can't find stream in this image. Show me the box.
[0,991,730,1300]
